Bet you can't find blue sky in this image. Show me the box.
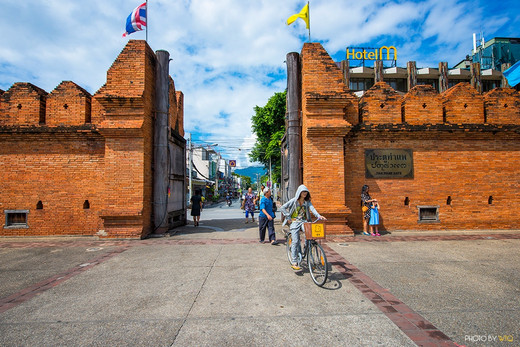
[1,0,519,168]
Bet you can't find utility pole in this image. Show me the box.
[188,133,193,202]
[215,151,220,196]
[269,157,272,189]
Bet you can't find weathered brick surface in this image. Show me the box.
[0,40,183,239]
[483,88,520,124]
[402,85,443,124]
[0,83,47,125]
[95,40,156,239]
[441,82,485,123]
[345,130,520,231]
[300,43,520,234]
[0,131,104,236]
[47,81,92,126]
[301,43,355,234]
[175,91,184,136]
[360,82,402,124]
[168,78,178,132]
[301,43,358,125]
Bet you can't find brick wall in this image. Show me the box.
[484,88,520,124]
[301,43,356,234]
[402,85,443,124]
[175,91,185,136]
[168,78,178,132]
[95,40,156,238]
[0,40,184,239]
[0,83,47,125]
[345,131,520,231]
[47,81,92,126]
[0,132,104,236]
[299,43,520,234]
[442,82,485,123]
[360,82,402,124]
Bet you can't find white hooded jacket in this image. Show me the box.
[279,184,322,228]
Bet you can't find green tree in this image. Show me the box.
[232,173,251,188]
[250,90,286,184]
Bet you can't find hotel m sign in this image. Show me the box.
[365,149,413,179]
[347,46,397,61]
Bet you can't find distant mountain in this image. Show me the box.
[233,166,267,182]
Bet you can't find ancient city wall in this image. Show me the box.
[344,131,520,231]
[300,43,520,234]
[0,40,184,238]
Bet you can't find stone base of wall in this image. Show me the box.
[321,210,354,236]
[100,215,145,239]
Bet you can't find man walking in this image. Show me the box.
[259,187,278,245]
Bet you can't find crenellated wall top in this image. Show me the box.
[300,43,520,126]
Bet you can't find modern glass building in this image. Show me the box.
[469,37,520,71]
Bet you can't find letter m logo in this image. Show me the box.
[379,46,397,61]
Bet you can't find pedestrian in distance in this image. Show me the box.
[361,185,377,236]
[280,184,326,270]
[259,187,278,245]
[259,185,265,198]
[256,184,265,209]
[369,200,381,236]
[226,191,232,206]
[244,187,257,223]
[190,189,203,227]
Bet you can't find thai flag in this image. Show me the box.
[122,2,147,37]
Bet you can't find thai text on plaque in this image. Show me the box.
[365,149,414,178]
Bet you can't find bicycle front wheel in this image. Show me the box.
[307,241,328,287]
[286,232,293,265]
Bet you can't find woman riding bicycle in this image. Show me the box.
[280,184,326,270]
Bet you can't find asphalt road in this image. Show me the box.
[0,200,518,346]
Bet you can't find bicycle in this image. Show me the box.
[285,219,329,287]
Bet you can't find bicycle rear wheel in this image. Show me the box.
[307,241,328,287]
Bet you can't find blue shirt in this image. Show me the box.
[259,196,275,219]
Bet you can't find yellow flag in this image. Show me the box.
[286,3,309,29]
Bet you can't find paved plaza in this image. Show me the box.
[0,201,518,346]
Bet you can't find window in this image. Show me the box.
[385,78,407,92]
[350,78,374,91]
[418,206,439,223]
[448,79,468,88]
[417,79,439,91]
[482,80,500,92]
[202,149,209,160]
[4,210,29,228]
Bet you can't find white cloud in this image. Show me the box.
[1,0,518,168]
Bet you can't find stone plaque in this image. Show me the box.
[365,149,414,178]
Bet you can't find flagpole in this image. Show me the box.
[307,1,311,42]
[146,0,148,42]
